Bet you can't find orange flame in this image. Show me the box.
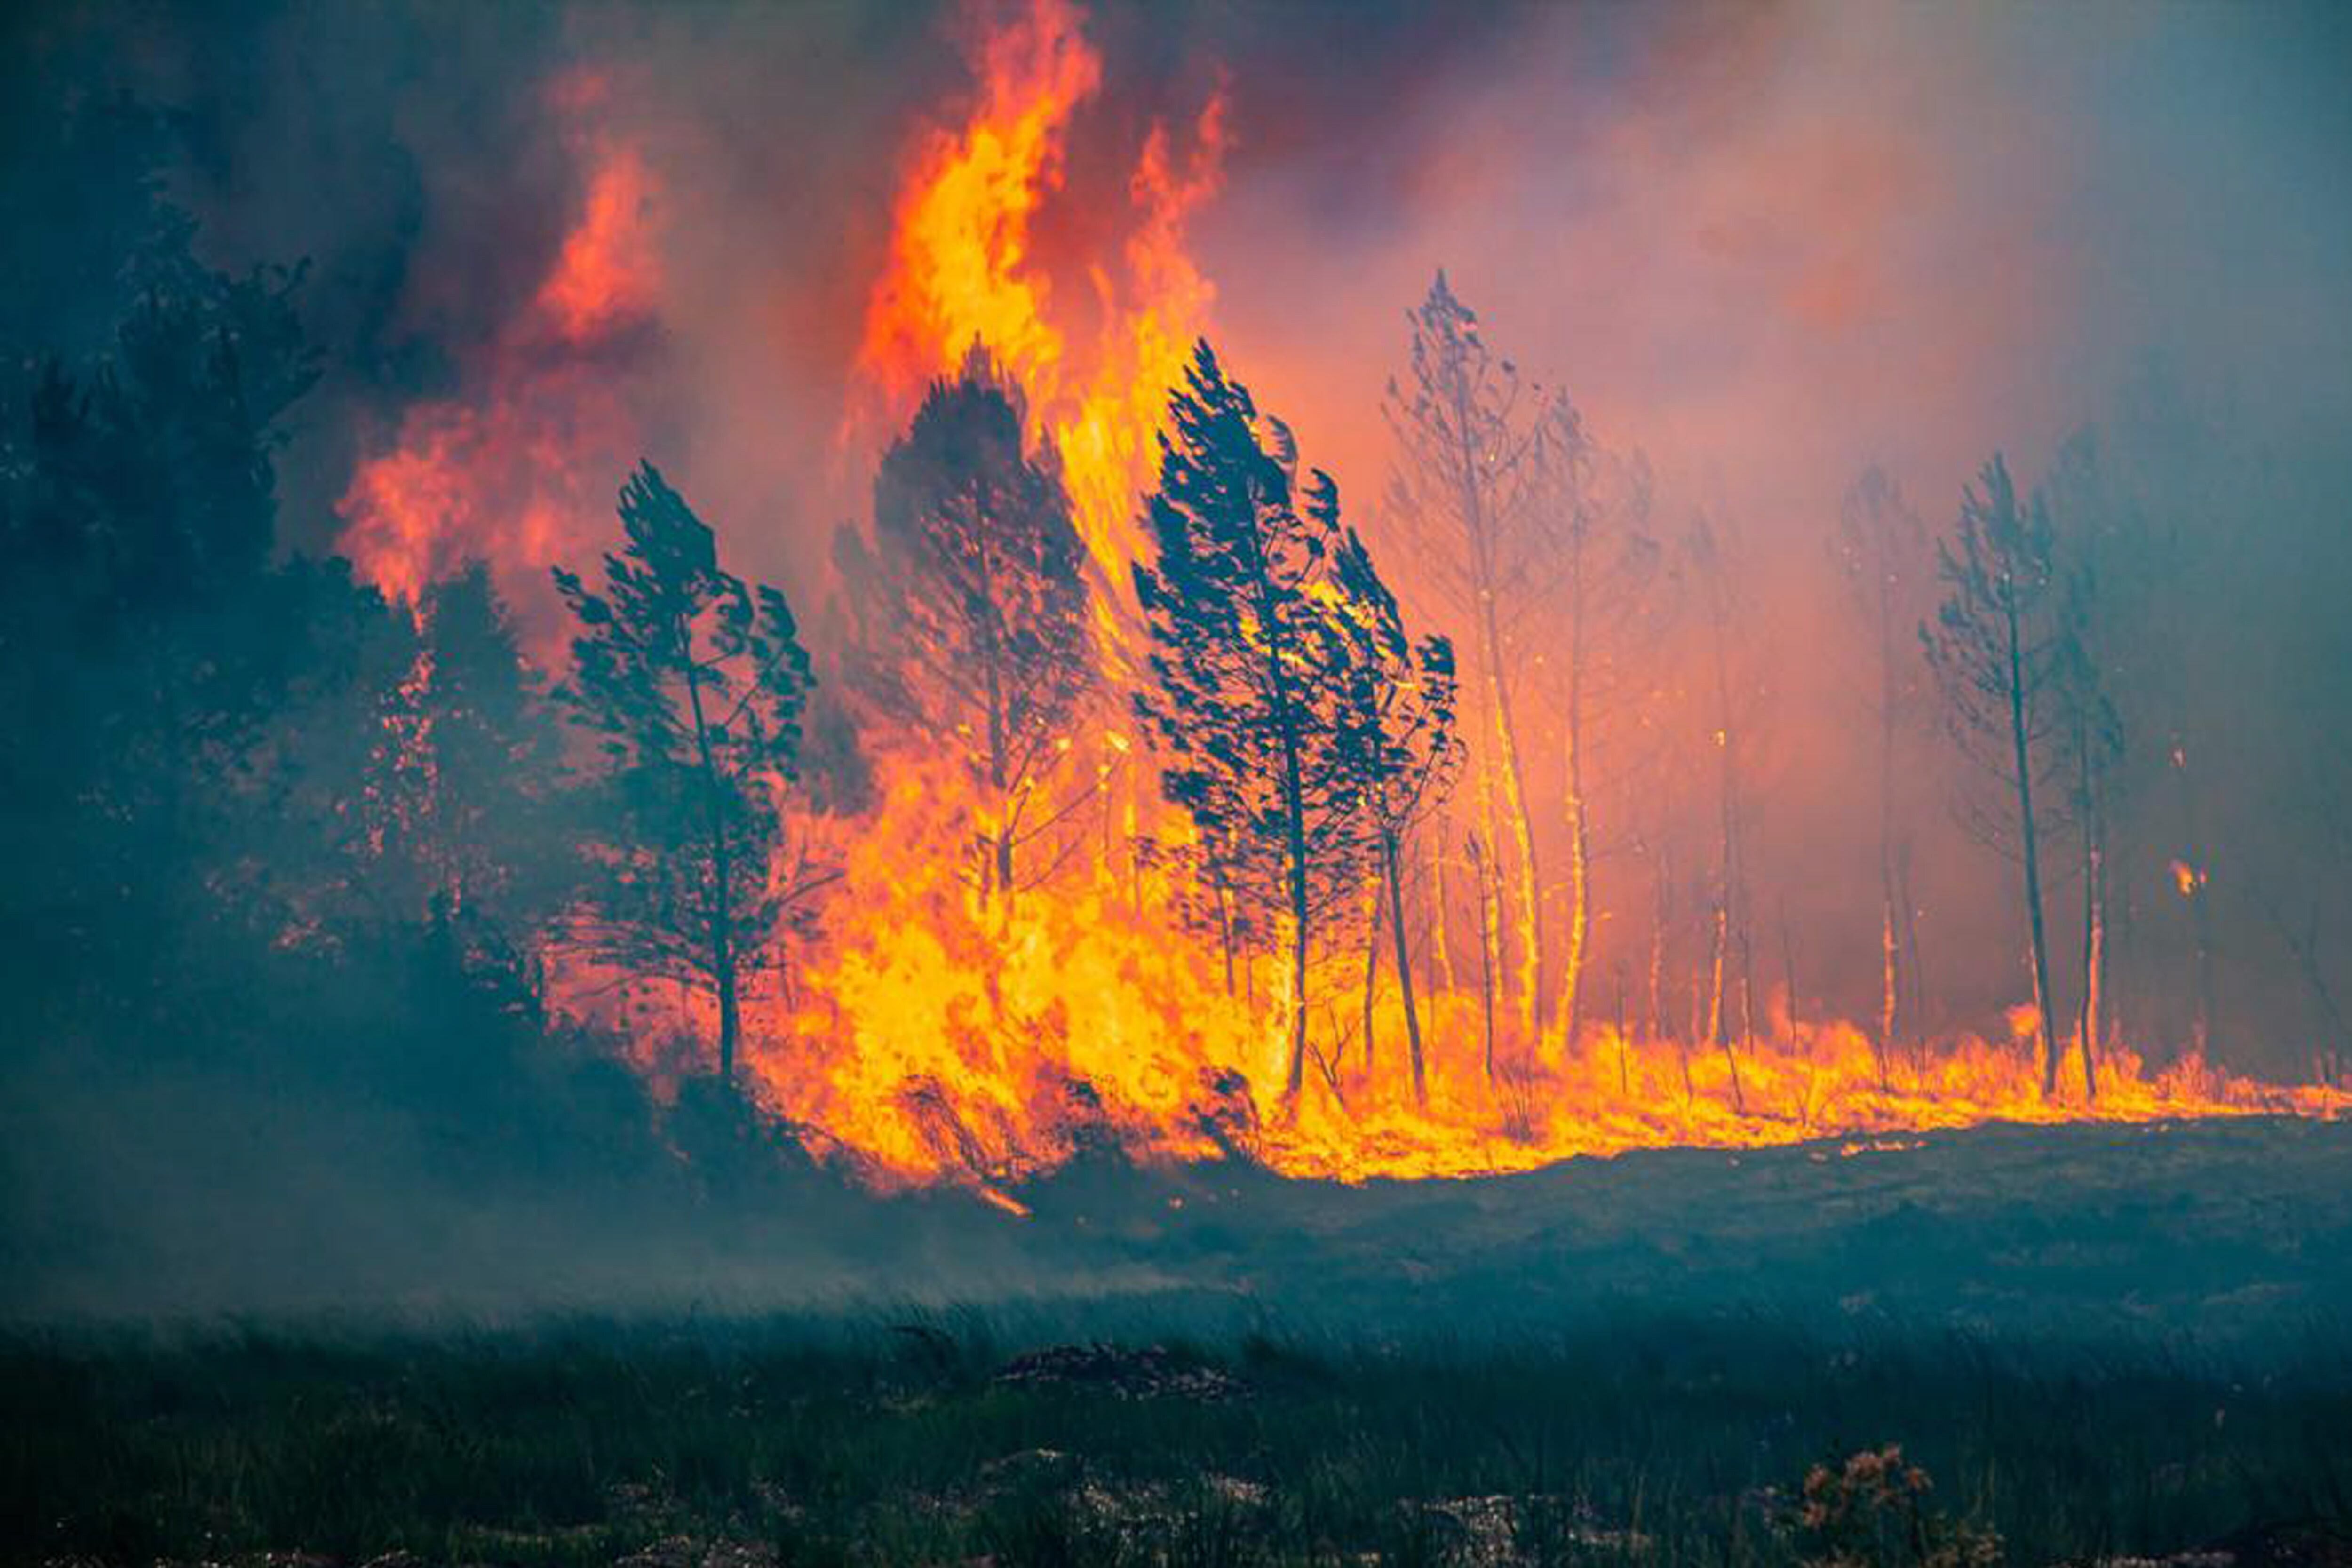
[852,0,1224,609]
[338,78,656,622]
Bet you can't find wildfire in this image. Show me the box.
[852,0,1225,609]
[658,755,2351,1187]
[397,4,2345,1198]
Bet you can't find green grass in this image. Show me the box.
[3,1313,2348,1566]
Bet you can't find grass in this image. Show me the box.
[2,1313,2348,1567]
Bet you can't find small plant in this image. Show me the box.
[1796,1446,2002,1568]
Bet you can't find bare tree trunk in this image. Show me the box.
[1471,831,1500,1085]
[1428,823,1458,1000]
[1871,519,1904,1085]
[1558,718,1592,1049]
[1613,959,1630,1097]
[1361,876,1381,1076]
[1384,832,1428,1104]
[1485,650,1543,1050]
[1874,702,1901,1087]
[1738,927,1758,1055]
[2003,588,2062,1096]
[2076,741,2104,1102]
[1897,843,1928,1053]
[1556,541,1592,1048]
[1705,899,1744,1112]
[1283,815,1311,1102]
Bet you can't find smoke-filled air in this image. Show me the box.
[7,0,2352,1288]
[16,5,2352,1564]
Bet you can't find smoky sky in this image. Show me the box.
[17,0,2347,541]
[8,0,2352,1051]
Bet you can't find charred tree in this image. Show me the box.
[554,462,816,1091]
[1922,455,2068,1094]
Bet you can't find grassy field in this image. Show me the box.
[6,1313,2350,1568]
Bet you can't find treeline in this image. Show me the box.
[6,91,2350,1187]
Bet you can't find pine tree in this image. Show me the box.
[1133,342,1381,1102]
[553,462,815,1090]
[855,344,1094,900]
[1385,272,1563,1053]
[1921,455,2068,1093]
[1328,528,1461,1103]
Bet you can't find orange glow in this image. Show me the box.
[537,145,659,344]
[852,0,1224,614]
[558,759,2349,1188]
[337,80,655,622]
[471,5,2346,1198]
[2170,859,2206,898]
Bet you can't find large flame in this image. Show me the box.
[852,0,1225,609]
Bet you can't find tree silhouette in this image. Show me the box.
[1921,455,2069,1093]
[1329,528,1461,1102]
[554,462,816,1090]
[855,344,1094,901]
[1133,342,1383,1102]
[355,564,573,940]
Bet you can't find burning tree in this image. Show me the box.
[851,344,1094,903]
[1385,273,1563,1050]
[553,462,816,1090]
[1685,509,1761,1098]
[1921,455,2069,1094]
[1329,527,1462,1104]
[1133,342,1392,1103]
